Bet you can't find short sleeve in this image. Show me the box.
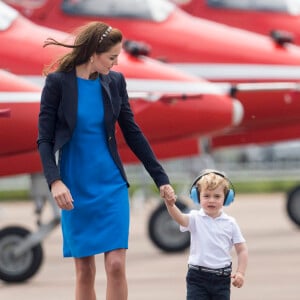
[231,218,246,244]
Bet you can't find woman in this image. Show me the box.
[37,21,175,300]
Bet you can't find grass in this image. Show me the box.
[234,180,299,194]
[0,180,299,202]
[0,190,31,202]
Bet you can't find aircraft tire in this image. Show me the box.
[286,185,300,227]
[148,199,190,252]
[0,226,43,283]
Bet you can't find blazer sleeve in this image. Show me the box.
[116,73,170,188]
[37,73,62,187]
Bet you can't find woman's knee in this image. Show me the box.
[105,250,126,277]
[75,257,96,281]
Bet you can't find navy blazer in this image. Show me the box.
[37,69,170,189]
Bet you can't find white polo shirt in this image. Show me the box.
[180,208,245,269]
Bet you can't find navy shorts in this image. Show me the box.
[186,267,231,300]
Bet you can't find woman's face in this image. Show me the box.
[92,42,122,74]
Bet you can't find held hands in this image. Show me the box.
[51,180,74,210]
[231,271,245,288]
[159,184,176,206]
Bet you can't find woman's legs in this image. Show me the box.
[104,249,127,300]
[74,256,96,300]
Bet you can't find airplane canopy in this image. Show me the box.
[62,0,175,22]
[206,0,300,15]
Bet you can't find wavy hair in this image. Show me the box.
[43,21,122,75]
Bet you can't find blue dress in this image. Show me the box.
[59,77,129,258]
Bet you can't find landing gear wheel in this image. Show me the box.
[287,186,300,227]
[0,226,43,283]
[148,199,190,252]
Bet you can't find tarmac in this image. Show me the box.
[0,192,300,300]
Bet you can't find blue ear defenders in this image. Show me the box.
[189,170,235,206]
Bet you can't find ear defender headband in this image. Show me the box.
[189,170,235,206]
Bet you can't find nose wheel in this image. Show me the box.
[287,186,300,227]
[148,199,190,252]
[0,226,43,283]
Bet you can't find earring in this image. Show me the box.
[90,57,94,63]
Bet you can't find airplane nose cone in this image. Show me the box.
[232,98,244,126]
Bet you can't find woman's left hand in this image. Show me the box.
[160,184,176,206]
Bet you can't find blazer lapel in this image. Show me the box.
[60,71,114,135]
[100,74,115,117]
[61,70,78,133]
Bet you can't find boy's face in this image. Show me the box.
[199,185,225,218]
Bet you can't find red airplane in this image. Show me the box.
[3,0,300,146]
[122,81,300,160]
[176,0,300,46]
[5,0,300,138]
[4,0,300,143]
[0,1,241,156]
[4,0,300,76]
[0,74,240,176]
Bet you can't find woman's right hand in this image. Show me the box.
[51,180,74,210]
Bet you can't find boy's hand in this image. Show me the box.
[231,271,245,288]
[164,197,176,207]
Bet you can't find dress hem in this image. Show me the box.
[63,246,128,258]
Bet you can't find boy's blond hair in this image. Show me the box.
[196,169,230,196]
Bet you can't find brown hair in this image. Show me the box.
[196,170,229,196]
[43,21,122,75]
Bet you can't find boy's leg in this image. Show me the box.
[211,276,231,300]
[186,268,210,300]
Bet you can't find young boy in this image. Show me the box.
[165,169,248,300]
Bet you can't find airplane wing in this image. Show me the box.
[0,89,209,103]
[0,78,227,104]
[226,82,300,97]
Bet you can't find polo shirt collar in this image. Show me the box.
[199,208,227,220]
